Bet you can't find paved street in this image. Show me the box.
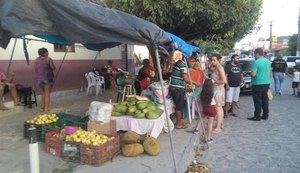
[0,76,299,173]
[201,76,300,173]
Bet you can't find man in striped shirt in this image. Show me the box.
[169,51,201,129]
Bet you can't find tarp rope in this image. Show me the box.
[52,48,69,88]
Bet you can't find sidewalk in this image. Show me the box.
[0,89,201,173]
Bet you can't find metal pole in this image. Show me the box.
[28,127,40,173]
[183,58,208,148]
[297,2,300,56]
[154,47,178,173]
[269,21,273,54]
[6,39,17,75]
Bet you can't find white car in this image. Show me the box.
[283,56,300,68]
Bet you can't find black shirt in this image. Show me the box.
[271,58,287,73]
[225,63,242,87]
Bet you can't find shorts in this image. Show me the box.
[292,82,299,88]
[202,105,217,117]
[169,87,186,112]
[38,79,53,85]
[3,84,10,94]
[226,87,240,102]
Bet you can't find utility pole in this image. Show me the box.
[297,2,300,56]
[269,21,273,54]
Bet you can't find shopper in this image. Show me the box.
[194,78,216,144]
[210,54,227,133]
[248,48,271,121]
[271,52,288,96]
[224,54,243,117]
[169,50,200,129]
[34,48,56,113]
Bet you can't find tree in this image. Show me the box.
[103,0,263,54]
[288,34,298,56]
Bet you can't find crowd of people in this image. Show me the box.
[133,48,290,144]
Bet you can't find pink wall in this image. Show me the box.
[1,59,134,97]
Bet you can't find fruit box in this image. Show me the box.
[44,130,64,157]
[80,135,120,166]
[87,120,117,136]
[56,113,89,130]
[24,122,57,141]
[61,141,81,163]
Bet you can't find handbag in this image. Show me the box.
[267,89,273,101]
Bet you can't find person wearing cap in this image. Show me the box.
[169,50,201,129]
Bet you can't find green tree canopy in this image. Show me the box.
[288,34,298,56]
[103,0,263,54]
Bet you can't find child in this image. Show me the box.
[194,78,217,144]
[291,68,300,95]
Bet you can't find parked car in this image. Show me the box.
[223,57,255,93]
[283,56,300,74]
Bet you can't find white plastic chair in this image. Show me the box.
[85,72,105,96]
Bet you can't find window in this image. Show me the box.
[53,45,75,52]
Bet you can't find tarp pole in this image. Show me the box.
[6,39,17,75]
[183,58,208,148]
[154,46,179,173]
[91,51,100,68]
[52,48,69,87]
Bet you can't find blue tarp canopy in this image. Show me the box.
[0,0,171,50]
[166,32,201,58]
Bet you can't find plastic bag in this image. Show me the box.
[88,101,113,122]
[267,89,273,101]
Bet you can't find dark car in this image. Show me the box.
[223,58,255,93]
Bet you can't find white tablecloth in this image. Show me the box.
[111,114,165,138]
[111,105,175,138]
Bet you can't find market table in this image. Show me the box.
[111,105,175,138]
[100,71,123,88]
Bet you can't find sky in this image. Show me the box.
[239,0,299,44]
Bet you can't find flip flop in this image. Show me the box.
[15,103,25,106]
[231,113,237,117]
[175,123,188,129]
[213,128,222,133]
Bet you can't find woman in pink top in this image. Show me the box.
[34,48,56,113]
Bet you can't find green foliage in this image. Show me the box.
[288,34,298,56]
[103,0,263,54]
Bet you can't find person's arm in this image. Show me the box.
[48,57,56,70]
[5,71,15,83]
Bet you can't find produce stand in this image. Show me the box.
[111,114,165,138]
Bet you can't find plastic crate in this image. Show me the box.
[24,121,59,141]
[61,141,81,163]
[80,135,120,166]
[44,130,64,157]
[56,113,89,130]
[41,123,63,142]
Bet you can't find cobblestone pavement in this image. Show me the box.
[201,76,300,173]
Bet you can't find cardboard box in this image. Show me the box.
[87,120,117,136]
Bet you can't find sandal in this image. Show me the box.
[175,123,188,129]
[213,128,222,133]
[15,103,25,106]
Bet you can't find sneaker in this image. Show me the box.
[193,129,199,135]
[279,91,282,95]
[207,138,213,144]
